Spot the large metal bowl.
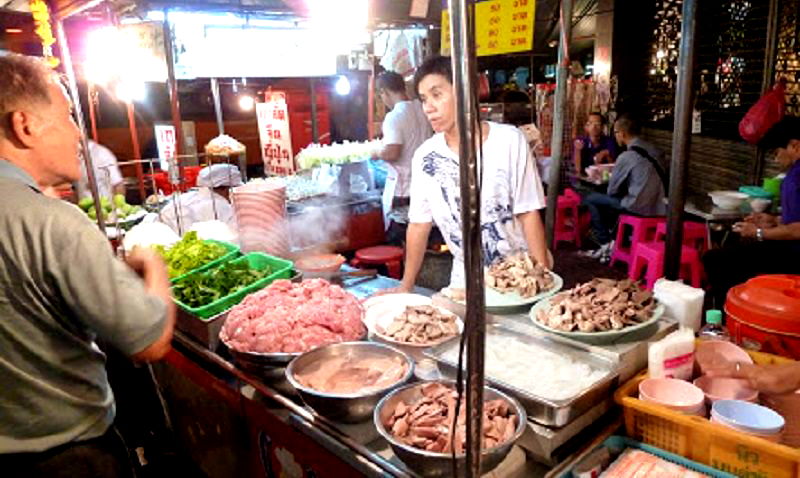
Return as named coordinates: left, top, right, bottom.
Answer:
left=285, top=342, right=414, bottom=423
left=374, top=380, right=527, bottom=477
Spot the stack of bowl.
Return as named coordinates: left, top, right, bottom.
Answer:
left=638, top=378, right=706, bottom=416
left=761, top=391, right=800, bottom=446
left=711, top=400, right=785, bottom=443
left=695, top=340, right=753, bottom=375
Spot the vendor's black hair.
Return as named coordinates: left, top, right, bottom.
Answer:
left=760, top=116, right=800, bottom=150
left=413, top=56, right=453, bottom=96
left=587, top=111, right=606, bottom=124
left=615, top=114, right=642, bottom=136
left=376, top=71, right=406, bottom=94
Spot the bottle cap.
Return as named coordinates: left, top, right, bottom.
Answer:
left=706, top=309, right=723, bottom=325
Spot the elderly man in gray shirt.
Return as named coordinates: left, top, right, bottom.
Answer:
left=582, top=115, right=667, bottom=260
left=0, top=55, right=175, bottom=477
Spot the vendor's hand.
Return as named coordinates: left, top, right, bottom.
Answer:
left=594, top=150, right=611, bottom=164
left=707, top=362, right=800, bottom=395
left=744, top=213, right=778, bottom=228
left=573, top=139, right=584, bottom=151
left=732, top=222, right=757, bottom=238
left=371, top=283, right=413, bottom=297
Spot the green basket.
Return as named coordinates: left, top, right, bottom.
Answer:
left=169, top=240, right=240, bottom=284
left=172, top=252, right=293, bottom=319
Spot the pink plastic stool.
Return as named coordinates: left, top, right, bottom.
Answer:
left=609, top=215, right=664, bottom=270
left=351, top=245, right=404, bottom=279
left=554, top=189, right=582, bottom=249
left=629, top=242, right=704, bottom=290
left=654, top=221, right=709, bottom=254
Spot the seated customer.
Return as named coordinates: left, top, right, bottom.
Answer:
left=573, top=112, right=618, bottom=176
left=582, top=115, right=667, bottom=260
left=703, top=117, right=800, bottom=307
left=159, top=164, right=242, bottom=235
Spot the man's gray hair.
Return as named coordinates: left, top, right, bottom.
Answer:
left=0, top=54, right=54, bottom=136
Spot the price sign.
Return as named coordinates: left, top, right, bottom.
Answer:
left=257, top=92, right=295, bottom=176
left=154, top=124, right=176, bottom=171
left=441, top=0, right=535, bottom=57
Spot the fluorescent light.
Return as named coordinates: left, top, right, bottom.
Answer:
left=5, top=28, right=23, bottom=34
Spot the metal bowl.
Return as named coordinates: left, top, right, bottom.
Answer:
left=286, top=342, right=414, bottom=423
left=374, top=380, right=527, bottom=477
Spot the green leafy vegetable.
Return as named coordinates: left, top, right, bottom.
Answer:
left=173, top=260, right=271, bottom=308
left=156, top=231, right=228, bottom=278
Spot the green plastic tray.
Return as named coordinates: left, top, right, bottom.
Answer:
left=169, top=240, right=240, bottom=284
left=172, top=252, right=293, bottom=319
left=739, top=186, right=774, bottom=199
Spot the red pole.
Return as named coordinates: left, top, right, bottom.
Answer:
left=126, top=101, right=146, bottom=200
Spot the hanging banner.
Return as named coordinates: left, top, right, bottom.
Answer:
left=441, top=0, right=535, bottom=57
left=154, top=124, right=177, bottom=171
left=257, top=92, right=295, bottom=176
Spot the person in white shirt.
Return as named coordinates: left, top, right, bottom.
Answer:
left=386, top=56, right=550, bottom=292
left=377, top=71, right=434, bottom=244
left=76, top=140, right=124, bottom=199
left=159, top=164, right=241, bottom=236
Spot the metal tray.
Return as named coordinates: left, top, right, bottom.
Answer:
left=425, top=323, right=619, bottom=427
left=175, top=306, right=229, bottom=351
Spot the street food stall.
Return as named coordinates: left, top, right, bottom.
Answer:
left=6, top=0, right=800, bottom=477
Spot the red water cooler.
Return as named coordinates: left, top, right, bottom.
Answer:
left=725, top=274, right=800, bottom=359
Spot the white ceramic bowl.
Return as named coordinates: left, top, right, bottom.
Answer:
left=709, top=191, right=749, bottom=210
left=750, top=198, right=772, bottom=213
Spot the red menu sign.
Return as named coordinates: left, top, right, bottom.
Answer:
left=257, top=92, right=295, bottom=175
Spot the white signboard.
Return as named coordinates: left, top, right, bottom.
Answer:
left=154, top=124, right=176, bottom=170
left=256, top=93, right=294, bottom=176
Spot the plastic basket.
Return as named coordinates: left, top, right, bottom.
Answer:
left=172, top=252, right=293, bottom=319
left=615, top=350, right=800, bottom=478
left=560, top=435, right=735, bottom=477
left=169, top=240, right=240, bottom=284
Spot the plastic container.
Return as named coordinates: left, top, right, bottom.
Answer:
left=638, top=378, right=706, bottom=415
left=699, top=310, right=731, bottom=342
left=653, top=279, right=705, bottom=332
left=695, top=340, right=753, bottom=375
left=172, top=252, right=293, bottom=319
left=560, top=436, right=735, bottom=478
left=711, top=400, right=785, bottom=442
left=616, top=349, right=800, bottom=478
left=693, top=376, right=758, bottom=404
left=725, top=275, right=800, bottom=360
left=763, top=177, right=783, bottom=200
left=739, top=185, right=775, bottom=199
left=169, top=240, right=241, bottom=284
left=648, top=327, right=695, bottom=380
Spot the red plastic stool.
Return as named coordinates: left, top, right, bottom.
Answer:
left=554, top=189, right=582, bottom=249
left=629, top=241, right=704, bottom=290
left=654, top=221, right=709, bottom=254
left=351, top=246, right=404, bottom=279
left=609, top=215, right=664, bottom=271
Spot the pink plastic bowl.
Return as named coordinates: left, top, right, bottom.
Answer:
left=693, top=375, right=758, bottom=404
left=639, top=378, right=706, bottom=414
left=695, top=340, right=753, bottom=375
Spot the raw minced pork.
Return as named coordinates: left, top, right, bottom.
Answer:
left=220, top=279, right=365, bottom=353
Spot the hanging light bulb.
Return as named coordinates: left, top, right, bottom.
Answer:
left=238, top=94, right=255, bottom=111
left=335, top=75, right=351, bottom=96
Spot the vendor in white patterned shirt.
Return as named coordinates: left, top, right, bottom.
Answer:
left=384, top=56, right=550, bottom=293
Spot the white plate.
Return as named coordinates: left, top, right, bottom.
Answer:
left=362, top=294, right=463, bottom=348
left=441, top=272, right=564, bottom=310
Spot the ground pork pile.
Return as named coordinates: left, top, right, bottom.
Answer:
left=220, top=279, right=365, bottom=354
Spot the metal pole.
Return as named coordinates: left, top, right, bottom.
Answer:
left=163, top=10, right=184, bottom=157
left=448, top=0, right=485, bottom=476
left=126, top=101, right=146, bottom=200
left=55, top=19, right=105, bottom=233
left=87, top=82, right=99, bottom=142
left=211, top=77, right=225, bottom=135
left=309, top=78, right=319, bottom=142
left=664, top=0, right=698, bottom=280
left=545, top=0, right=574, bottom=247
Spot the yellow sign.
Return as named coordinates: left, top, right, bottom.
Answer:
left=441, top=0, right=535, bottom=57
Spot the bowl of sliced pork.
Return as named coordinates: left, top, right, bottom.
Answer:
left=374, top=381, right=526, bottom=477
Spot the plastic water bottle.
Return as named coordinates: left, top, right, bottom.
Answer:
left=698, top=309, right=731, bottom=341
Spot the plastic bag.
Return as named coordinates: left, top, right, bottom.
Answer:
left=739, top=80, right=786, bottom=144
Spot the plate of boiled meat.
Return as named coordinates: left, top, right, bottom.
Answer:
left=441, top=253, right=563, bottom=311
left=528, top=278, right=664, bottom=345
left=362, top=294, right=464, bottom=350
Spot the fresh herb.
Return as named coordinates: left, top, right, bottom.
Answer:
left=156, top=231, right=228, bottom=278
left=173, top=260, right=271, bottom=308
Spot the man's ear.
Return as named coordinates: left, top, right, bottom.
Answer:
left=8, top=110, right=40, bottom=149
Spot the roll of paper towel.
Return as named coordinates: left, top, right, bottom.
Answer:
left=653, top=279, right=705, bottom=332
